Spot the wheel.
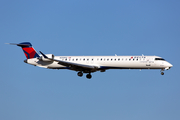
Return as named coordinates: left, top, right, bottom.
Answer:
left=77, top=72, right=83, bottom=77
left=161, top=72, right=164, bottom=75
left=86, top=74, right=92, bottom=79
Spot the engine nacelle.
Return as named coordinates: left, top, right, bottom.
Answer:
left=39, top=54, right=54, bottom=62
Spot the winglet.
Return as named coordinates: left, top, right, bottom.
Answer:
left=39, top=51, right=48, bottom=58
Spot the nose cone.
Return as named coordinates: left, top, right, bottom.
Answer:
left=167, top=62, right=173, bottom=68
left=169, top=63, right=173, bottom=67
left=164, top=62, right=173, bottom=70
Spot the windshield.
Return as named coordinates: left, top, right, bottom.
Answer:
left=155, top=58, right=165, bottom=61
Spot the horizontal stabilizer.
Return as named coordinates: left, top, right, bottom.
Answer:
left=6, top=43, right=32, bottom=47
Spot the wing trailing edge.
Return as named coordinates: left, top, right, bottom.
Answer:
left=39, top=51, right=99, bottom=70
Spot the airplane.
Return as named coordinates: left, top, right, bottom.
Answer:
left=7, top=42, right=173, bottom=79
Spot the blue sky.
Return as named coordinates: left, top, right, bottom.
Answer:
left=1, top=0, right=180, bottom=120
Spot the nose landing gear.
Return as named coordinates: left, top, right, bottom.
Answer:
left=161, top=69, right=164, bottom=75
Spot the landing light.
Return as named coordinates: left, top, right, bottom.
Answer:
left=165, top=67, right=171, bottom=70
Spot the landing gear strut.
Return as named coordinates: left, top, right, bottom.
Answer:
left=161, top=69, right=164, bottom=75
left=86, top=73, right=92, bottom=79
left=77, top=72, right=83, bottom=77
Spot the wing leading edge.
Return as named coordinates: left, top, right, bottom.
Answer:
left=39, top=51, right=99, bottom=72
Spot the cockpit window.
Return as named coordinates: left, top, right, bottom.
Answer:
left=155, top=58, right=165, bottom=61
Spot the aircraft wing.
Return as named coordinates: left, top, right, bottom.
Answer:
left=57, top=60, right=98, bottom=69
left=39, top=51, right=99, bottom=70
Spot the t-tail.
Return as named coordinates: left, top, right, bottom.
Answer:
left=7, top=42, right=40, bottom=59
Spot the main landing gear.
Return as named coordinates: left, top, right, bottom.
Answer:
left=86, top=73, right=92, bottom=79
left=77, top=72, right=92, bottom=79
left=77, top=71, right=83, bottom=77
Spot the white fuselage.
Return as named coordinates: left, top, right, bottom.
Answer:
left=25, top=55, right=173, bottom=72
left=8, top=42, right=173, bottom=78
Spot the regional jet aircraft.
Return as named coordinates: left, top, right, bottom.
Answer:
left=7, top=42, right=173, bottom=79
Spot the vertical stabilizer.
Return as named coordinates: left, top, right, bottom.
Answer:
left=7, top=42, right=40, bottom=59
left=19, top=42, right=39, bottom=59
